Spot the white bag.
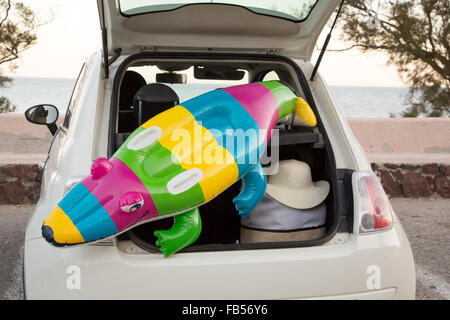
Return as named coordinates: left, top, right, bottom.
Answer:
left=240, top=194, right=326, bottom=243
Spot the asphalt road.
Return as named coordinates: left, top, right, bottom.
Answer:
left=0, top=198, right=448, bottom=300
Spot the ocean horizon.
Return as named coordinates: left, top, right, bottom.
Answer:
left=0, top=76, right=411, bottom=118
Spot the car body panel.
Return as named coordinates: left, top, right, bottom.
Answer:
left=24, top=220, right=414, bottom=299
left=25, top=52, right=103, bottom=242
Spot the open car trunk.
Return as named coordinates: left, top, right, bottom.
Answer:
left=97, top=1, right=340, bottom=76
left=109, top=53, right=352, bottom=254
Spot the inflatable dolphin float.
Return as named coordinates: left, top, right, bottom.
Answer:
left=42, top=81, right=317, bottom=257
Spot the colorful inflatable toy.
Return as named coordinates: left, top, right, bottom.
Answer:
left=42, top=81, right=317, bottom=257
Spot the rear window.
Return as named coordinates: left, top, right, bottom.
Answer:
left=128, top=65, right=249, bottom=101
left=118, top=0, right=319, bottom=22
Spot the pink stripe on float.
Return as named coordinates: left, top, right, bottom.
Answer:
left=221, top=83, right=279, bottom=144
left=82, top=157, right=158, bottom=232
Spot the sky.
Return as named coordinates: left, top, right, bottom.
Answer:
left=3, top=0, right=405, bottom=87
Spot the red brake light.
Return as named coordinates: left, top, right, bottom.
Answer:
left=357, top=174, right=393, bottom=233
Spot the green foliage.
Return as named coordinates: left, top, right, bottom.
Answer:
left=0, top=96, right=16, bottom=113
left=338, top=0, right=449, bottom=117
left=0, top=0, right=37, bottom=113
left=0, top=74, right=11, bottom=87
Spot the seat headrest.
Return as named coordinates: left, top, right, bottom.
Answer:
left=133, top=83, right=180, bottom=125
left=134, top=83, right=179, bottom=105
left=119, top=71, right=146, bottom=110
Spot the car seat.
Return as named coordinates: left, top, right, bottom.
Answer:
left=132, top=83, right=180, bottom=126
left=118, top=71, right=147, bottom=132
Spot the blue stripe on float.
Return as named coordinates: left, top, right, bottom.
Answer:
left=58, top=183, right=118, bottom=242
left=181, top=90, right=265, bottom=178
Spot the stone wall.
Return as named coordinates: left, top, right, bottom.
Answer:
left=372, top=163, right=450, bottom=198
left=0, top=164, right=41, bottom=205
left=1, top=162, right=449, bottom=205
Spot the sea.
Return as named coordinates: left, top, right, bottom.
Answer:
left=0, top=77, right=410, bottom=118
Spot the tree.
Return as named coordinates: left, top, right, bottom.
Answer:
left=0, top=0, right=38, bottom=113
left=337, top=0, right=449, bottom=117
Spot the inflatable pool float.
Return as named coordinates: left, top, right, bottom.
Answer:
left=42, top=80, right=317, bottom=257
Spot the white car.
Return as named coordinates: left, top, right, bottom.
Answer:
left=23, top=0, right=415, bottom=299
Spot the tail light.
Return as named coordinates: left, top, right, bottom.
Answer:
left=353, top=172, right=393, bottom=234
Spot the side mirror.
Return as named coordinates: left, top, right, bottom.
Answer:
left=25, top=104, right=59, bottom=136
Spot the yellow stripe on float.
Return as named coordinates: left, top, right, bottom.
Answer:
left=43, top=206, right=85, bottom=244
left=295, top=97, right=317, bottom=127
left=141, top=106, right=238, bottom=201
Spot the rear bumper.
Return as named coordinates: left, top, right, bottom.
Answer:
left=24, top=221, right=415, bottom=300
left=303, top=288, right=397, bottom=300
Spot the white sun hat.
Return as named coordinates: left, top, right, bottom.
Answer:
left=265, top=160, right=330, bottom=209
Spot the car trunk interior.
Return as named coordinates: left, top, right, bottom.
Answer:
left=110, top=53, right=345, bottom=254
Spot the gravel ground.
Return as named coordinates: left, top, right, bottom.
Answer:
left=390, top=198, right=450, bottom=300
left=0, top=205, right=30, bottom=300
left=0, top=199, right=448, bottom=300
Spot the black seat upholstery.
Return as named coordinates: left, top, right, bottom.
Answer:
left=118, top=71, right=146, bottom=133
left=133, top=83, right=180, bottom=126
left=119, top=71, right=146, bottom=110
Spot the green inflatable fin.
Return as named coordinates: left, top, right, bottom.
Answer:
left=154, top=207, right=202, bottom=257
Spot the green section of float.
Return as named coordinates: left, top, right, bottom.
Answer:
left=258, top=81, right=297, bottom=120
left=154, top=207, right=202, bottom=257
left=113, top=127, right=205, bottom=215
